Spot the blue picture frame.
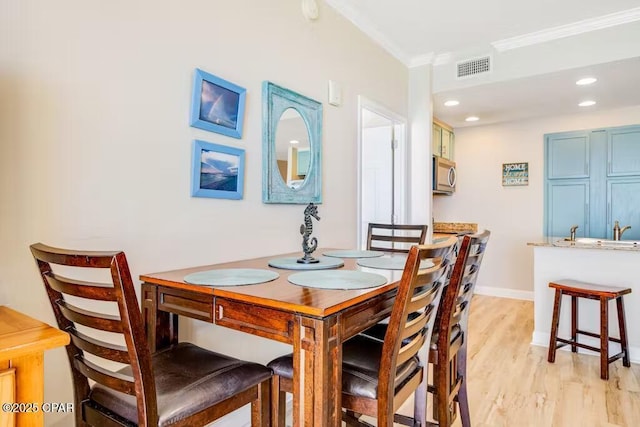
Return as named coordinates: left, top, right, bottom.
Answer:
left=191, top=140, right=245, bottom=200
left=190, top=68, right=246, bottom=139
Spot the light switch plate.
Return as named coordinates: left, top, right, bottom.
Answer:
left=328, top=80, right=342, bottom=106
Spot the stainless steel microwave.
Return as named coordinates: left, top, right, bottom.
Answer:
left=433, top=156, right=457, bottom=193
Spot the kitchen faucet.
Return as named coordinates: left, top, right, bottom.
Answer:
left=613, top=220, right=631, bottom=241
left=569, top=225, right=578, bottom=241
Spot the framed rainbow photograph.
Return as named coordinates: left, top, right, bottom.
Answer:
left=190, top=68, right=246, bottom=139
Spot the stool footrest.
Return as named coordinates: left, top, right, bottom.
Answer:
left=555, top=337, right=625, bottom=359
left=575, top=329, right=622, bottom=344
left=608, top=351, right=626, bottom=364
left=555, top=338, right=600, bottom=353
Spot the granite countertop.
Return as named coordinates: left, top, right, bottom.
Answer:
left=433, top=222, right=478, bottom=235
left=528, top=236, right=640, bottom=252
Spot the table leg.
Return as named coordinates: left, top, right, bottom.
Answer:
left=141, top=283, right=178, bottom=352
left=292, top=315, right=341, bottom=427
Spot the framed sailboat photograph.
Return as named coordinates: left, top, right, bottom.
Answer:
left=190, top=68, right=246, bottom=139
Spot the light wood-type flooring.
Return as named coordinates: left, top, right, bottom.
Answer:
left=391, top=295, right=640, bottom=427
left=284, top=295, right=640, bottom=427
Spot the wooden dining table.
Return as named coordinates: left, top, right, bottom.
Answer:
left=140, top=249, right=407, bottom=427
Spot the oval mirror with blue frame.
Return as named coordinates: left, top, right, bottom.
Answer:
left=262, top=81, right=322, bottom=204
left=275, top=108, right=309, bottom=190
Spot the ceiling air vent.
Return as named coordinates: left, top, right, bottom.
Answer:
left=456, top=55, right=491, bottom=78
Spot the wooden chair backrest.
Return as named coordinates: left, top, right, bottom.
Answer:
left=378, top=236, right=458, bottom=417
left=366, top=223, right=428, bottom=254
left=435, top=230, right=491, bottom=354
left=30, top=243, right=158, bottom=425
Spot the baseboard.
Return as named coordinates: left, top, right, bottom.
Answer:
left=474, top=285, right=534, bottom=301
left=531, top=331, right=640, bottom=364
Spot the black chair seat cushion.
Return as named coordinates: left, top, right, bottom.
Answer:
left=360, top=311, right=421, bottom=344
left=268, top=335, right=419, bottom=399
left=362, top=322, right=462, bottom=351
left=90, top=342, right=272, bottom=426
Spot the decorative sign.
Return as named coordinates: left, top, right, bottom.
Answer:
left=502, top=162, right=529, bottom=186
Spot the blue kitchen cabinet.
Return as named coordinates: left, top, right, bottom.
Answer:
left=608, top=125, right=640, bottom=176
left=546, top=180, right=589, bottom=237
left=607, top=178, right=640, bottom=240
left=545, top=124, right=640, bottom=238
left=297, top=148, right=310, bottom=176
left=546, top=131, right=589, bottom=179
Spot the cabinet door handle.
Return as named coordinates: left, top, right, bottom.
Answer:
left=585, top=202, right=589, bottom=230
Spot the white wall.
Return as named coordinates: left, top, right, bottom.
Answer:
left=433, top=105, right=640, bottom=299
left=408, top=64, right=434, bottom=227
left=0, top=1, right=408, bottom=425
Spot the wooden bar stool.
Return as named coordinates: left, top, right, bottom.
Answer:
left=547, top=279, right=631, bottom=380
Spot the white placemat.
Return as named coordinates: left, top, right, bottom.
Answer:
left=183, top=268, right=279, bottom=286
left=323, top=250, right=384, bottom=259
left=288, top=270, right=387, bottom=290
left=268, top=256, right=344, bottom=270
left=357, top=256, right=434, bottom=270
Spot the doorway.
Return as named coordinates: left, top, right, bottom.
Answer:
left=357, top=97, right=408, bottom=249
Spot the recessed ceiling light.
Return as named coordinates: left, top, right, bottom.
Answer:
left=578, top=100, right=596, bottom=107
left=444, top=100, right=459, bottom=107
left=290, top=140, right=299, bottom=144
left=465, top=116, right=479, bottom=122
left=576, top=77, right=597, bottom=86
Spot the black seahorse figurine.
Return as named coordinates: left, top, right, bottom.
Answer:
left=297, top=203, right=320, bottom=264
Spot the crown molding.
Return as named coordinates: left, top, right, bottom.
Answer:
left=433, top=52, right=453, bottom=66
left=324, top=0, right=412, bottom=66
left=492, top=7, right=640, bottom=52
left=410, top=52, right=452, bottom=67
left=408, top=53, right=435, bottom=68
left=326, top=2, right=640, bottom=68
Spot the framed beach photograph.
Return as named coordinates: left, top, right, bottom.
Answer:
left=191, top=140, right=245, bottom=199
left=190, top=68, right=246, bottom=139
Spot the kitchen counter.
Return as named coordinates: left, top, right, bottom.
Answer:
left=433, top=222, right=477, bottom=235
left=529, top=239, right=640, bottom=364
left=528, top=237, right=640, bottom=251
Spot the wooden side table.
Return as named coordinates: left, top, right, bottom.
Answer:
left=0, top=306, right=69, bottom=426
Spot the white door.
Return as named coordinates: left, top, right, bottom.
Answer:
left=357, top=97, right=407, bottom=249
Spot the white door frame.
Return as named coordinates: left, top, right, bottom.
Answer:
left=357, top=96, right=408, bottom=249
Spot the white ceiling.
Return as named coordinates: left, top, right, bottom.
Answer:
left=324, top=1, right=640, bottom=128
left=434, top=57, right=640, bottom=128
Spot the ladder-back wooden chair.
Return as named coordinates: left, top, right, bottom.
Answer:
left=267, top=237, right=458, bottom=427
left=366, top=223, right=429, bottom=253
left=429, top=230, right=491, bottom=427
left=30, top=243, right=272, bottom=427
